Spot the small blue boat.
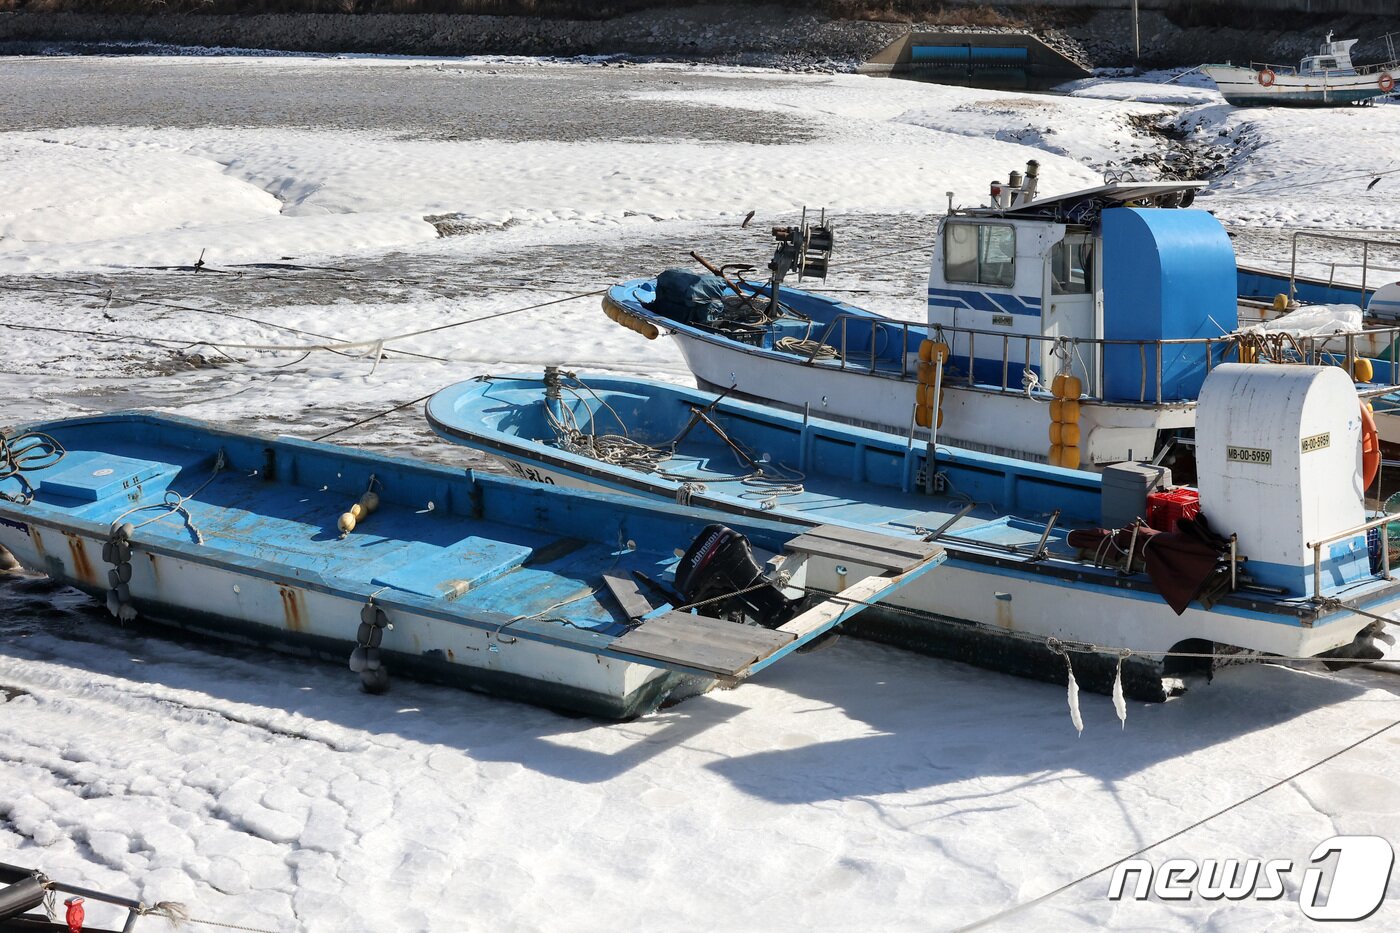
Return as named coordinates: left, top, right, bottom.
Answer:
left=0, top=413, right=941, bottom=719
left=427, top=367, right=1400, bottom=700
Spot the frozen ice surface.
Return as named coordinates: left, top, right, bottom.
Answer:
left=1, top=57, right=1399, bottom=931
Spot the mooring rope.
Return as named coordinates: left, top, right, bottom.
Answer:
left=952, top=715, right=1400, bottom=932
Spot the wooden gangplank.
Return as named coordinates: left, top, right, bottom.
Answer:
left=608, top=526, right=945, bottom=681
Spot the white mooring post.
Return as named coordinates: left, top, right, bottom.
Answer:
left=1133, top=0, right=1140, bottom=62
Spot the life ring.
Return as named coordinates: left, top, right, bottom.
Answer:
left=1361, top=401, right=1380, bottom=489
left=1258, top=69, right=1276, bottom=88
left=1380, top=73, right=1396, bottom=93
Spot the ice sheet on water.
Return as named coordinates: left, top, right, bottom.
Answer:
left=2, top=58, right=1400, bottom=932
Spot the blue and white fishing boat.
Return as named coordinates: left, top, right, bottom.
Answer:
left=1202, top=32, right=1400, bottom=108
left=428, top=365, right=1400, bottom=701
left=0, top=413, right=941, bottom=719
left=600, top=169, right=1400, bottom=472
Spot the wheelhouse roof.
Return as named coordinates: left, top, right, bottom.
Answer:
left=961, top=181, right=1207, bottom=221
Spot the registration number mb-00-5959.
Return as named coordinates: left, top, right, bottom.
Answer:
left=1227, top=445, right=1272, bottom=465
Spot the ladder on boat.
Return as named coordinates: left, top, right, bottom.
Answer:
left=607, top=526, right=944, bottom=682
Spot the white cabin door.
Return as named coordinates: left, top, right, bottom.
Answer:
left=1040, top=233, right=1096, bottom=393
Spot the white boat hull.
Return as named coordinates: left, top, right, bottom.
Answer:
left=1202, top=64, right=1394, bottom=107
left=0, top=518, right=688, bottom=719
left=480, top=451, right=1385, bottom=698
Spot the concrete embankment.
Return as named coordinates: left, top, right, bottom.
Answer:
left=0, top=4, right=1397, bottom=71
left=0, top=6, right=904, bottom=68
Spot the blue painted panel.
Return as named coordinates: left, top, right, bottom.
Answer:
left=927, top=286, right=1041, bottom=317
left=1101, top=208, right=1237, bottom=402
left=911, top=46, right=1027, bottom=64
left=1236, top=267, right=1371, bottom=306
left=1248, top=535, right=1371, bottom=596
left=911, top=46, right=969, bottom=63
left=968, top=47, right=1029, bottom=63
left=36, top=450, right=177, bottom=503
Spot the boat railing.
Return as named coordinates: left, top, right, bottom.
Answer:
left=804, top=313, right=1400, bottom=405
left=1289, top=230, right=1400, bottom=301
left=0, top=861, right=153, bottom=930
left=1306, top=512, right=1399, bottom=599
left=1353, top=60, right=1400, bottom=76
left=1249, top=61, right=1298, bottom=75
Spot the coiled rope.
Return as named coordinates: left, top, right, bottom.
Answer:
left=540, top=373, right=806, bottom=499
left=0, top=431, right=65, bottom=504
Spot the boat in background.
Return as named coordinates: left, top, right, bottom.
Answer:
left=0, top=413, right=940, bottom=719
left=601, top=168, right=1400, bottom=474
left=1202, top=32, right=1400, bottom=107
left=427, top=365, right=1399, bottom=701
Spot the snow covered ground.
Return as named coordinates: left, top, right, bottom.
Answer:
left=2, top=55, right=1399, bottom=931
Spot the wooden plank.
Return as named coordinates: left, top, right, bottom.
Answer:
left=609, top=612, right=794, bottom=677
left=794, top=524, right=942, bottom=561
left=602, top=573, right=654, bottom=620
left=640, top=611, right=795, bottom=652
left=610, top=629, right=765, bottom=677
left=777, top=573, right=900, bottom=640
left=784, top=533, right=938, bottom=574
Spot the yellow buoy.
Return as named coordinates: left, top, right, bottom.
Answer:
left=937, top=408, right=944, bottom=429
left=1059, top=445, right=1082, bottom=470
left=350, top=503, right=364, bottom=520
left=1048, top=444, right=1063, bottom=467
left=1050, top=399, right=1080, bottom=423
left=338, top=512, right=357, bottom=535
left=1049, top=422, right=1062, bottom=446
left=1272, top=293, right=1290, bottom=312
left=915, top=404, right=932, bottom=428
left=917, top=383, right=936, bottom=408
left=1060, top=423, right=1081, bottom=447
left=1052, top=373, right=1082, bottom=399
left=918, top=340, right=951, bottom=363
left=359, top=491, right=380, bottom=513
left=1354, top=357, right=1375, bottom=383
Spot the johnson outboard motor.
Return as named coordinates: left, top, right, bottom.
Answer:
left=676, top=524, right=797, bottom=629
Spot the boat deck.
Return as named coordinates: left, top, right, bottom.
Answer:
left=648, top=440, right=1074, bottom=559
left=8, top=436, right=667, bottom=636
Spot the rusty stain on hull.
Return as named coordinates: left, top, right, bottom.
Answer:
left=30, top=526, right=45, bottom=559
left=64, top=532, right=95, bottom=585
left=146, top=551, right=160, bottom=582
left=993, top=592, right=1015, bottom=630
left=279, top=586, right=305, bottom=632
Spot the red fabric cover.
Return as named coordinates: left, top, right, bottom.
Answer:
left=1067, top=515, right=1229, bottom=615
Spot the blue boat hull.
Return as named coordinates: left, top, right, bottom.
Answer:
left=0, top=412, right=883, bottom=719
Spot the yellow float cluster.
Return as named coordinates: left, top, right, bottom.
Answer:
left=602, top=295, right=659, bottom=340
left=338, top=491, right=381, bottom=537
left=915, top=339, right=949, bottom=429
left=1048, top=372, right=1082, bottom=470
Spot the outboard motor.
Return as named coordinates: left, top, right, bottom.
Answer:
left=676, top=524, right=797, bottom=629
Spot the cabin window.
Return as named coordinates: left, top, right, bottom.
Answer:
left=1318, top=57, right=1337, bottom=69
left=944, top=223, right=1016, bottom=288
left=1051, top=236, right=1094, bottom=295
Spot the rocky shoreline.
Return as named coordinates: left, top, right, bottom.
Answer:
left=0, top=5, right=1397, bottom=71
